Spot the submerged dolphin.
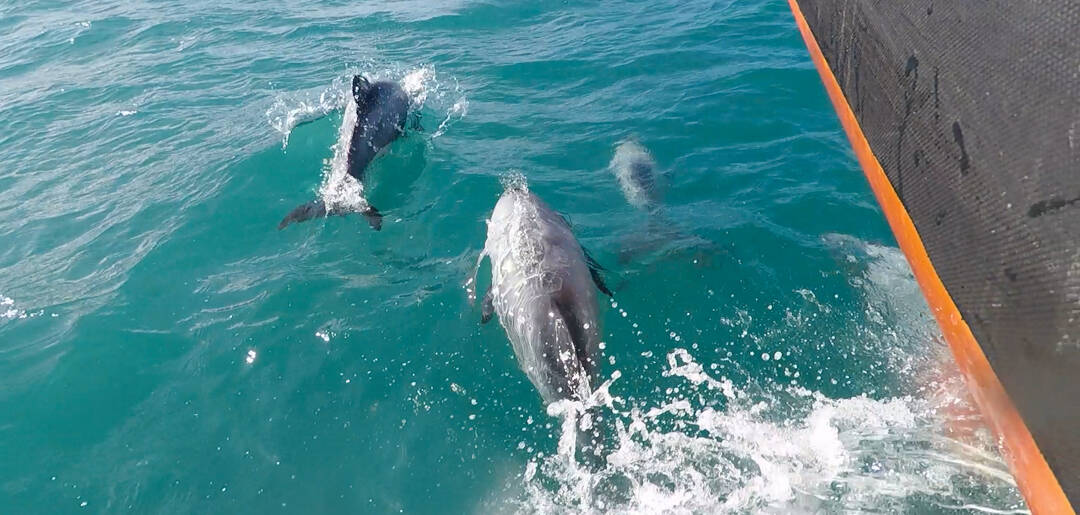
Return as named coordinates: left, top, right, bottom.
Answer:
left=609, top=139, right=677, bottom=263
left=473, top=184, right=612, bottom=406
left=278, top=75, right=411, bottom=231
left=610, top=139, right=662, bottom=212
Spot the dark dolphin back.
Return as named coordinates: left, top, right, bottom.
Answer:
left=276, top=77, right=404, bottom=232
left=347, top=79, right=410, bottom=182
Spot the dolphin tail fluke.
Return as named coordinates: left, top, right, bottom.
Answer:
left=361, top=205, right=383, bottom=231
left=278, top=200, right=329, bottom=230
left=277, top=200, right=382, bottom=231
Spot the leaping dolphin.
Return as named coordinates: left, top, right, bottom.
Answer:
left=473, top=183, right=612, bottom=405
left=279, top=75, right=411, bottom=231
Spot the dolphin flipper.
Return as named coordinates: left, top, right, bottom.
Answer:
left=589, top=267, right=612, bottom=297
left=481, top=288, right=494, bottom=324
left=470, top=251, right=492, bottom=323
left=583, top=249, right=613, bottom=297
left=278, top=200, right=329, bottom=230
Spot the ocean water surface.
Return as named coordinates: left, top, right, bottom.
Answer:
left=0, top=0, right=1028, bottom=513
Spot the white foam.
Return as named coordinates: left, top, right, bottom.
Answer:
left=1, top=294, right=40, bottom=320
left=507, top=351, right=1020, bottom=513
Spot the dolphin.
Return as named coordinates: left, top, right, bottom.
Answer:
left=610, top=139, right=663, bottom=213
left=609, top=139, right=676, bottom=263
left=278, top=75, right=411, bottom=231
left=609, top=140, right=720, bottom=268
left=472, top=184, right=612, bottom=408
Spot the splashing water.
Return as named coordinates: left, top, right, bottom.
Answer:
left=265, top=78, right=347, bottom=149
left=435, top=98, right=469, bottom=138
left=499, top=172, right=530, bottom=193
left=1, top=2, right=1029, bottom=512
left=316, top=91, right=369, bottom=214
left=501, top=350, right=1022, bottom=514
left=402, top=66, right=435, bottom=106
left=400, top=64, right=469, bottom=138
left=264, top=65, right=468, bottom=212
left=265, top=64, right=467, bottom=146
left=489, top=242, right=1025, bottom=515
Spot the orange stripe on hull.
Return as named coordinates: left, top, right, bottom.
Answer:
left=786, top=1, right=1074, bottom=513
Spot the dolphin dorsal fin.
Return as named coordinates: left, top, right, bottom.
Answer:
left=351, top=75, right=371, bottom=108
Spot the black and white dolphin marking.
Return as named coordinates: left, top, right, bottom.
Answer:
left=279, top=75, right=411, bottom=231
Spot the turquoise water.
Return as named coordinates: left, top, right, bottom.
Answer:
left=0, top=1, right=1028, bottom=513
